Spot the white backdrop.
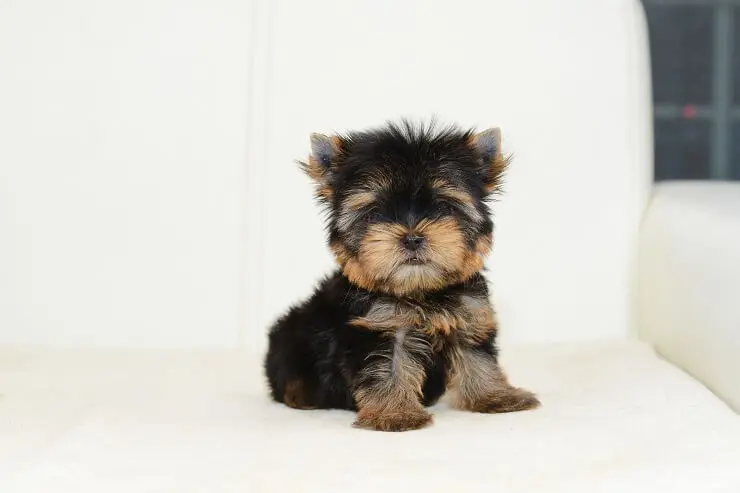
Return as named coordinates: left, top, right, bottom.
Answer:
left=0, top=0, right=652, bottom=348
left=0, top=0, right=252, bottom=346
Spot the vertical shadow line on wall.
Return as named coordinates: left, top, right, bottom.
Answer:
left=239, top=0, right=273, bottom=348
left=630, top=0, right=657, bottom=340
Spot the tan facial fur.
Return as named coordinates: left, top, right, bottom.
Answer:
left=455, top=233, right=492, bottom=284
left=332, top=217, right=490, bottom=296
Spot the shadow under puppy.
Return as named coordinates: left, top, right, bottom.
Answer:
left=264, top=120, right=540, bottom=431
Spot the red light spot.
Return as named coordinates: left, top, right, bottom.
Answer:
left=682, top=104, right=697, bottom=119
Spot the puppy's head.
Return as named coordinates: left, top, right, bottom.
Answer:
left=301, top=120, right=507, bottom=296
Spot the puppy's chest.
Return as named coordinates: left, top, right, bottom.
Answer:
left=350, top=292, right=496, bottom=345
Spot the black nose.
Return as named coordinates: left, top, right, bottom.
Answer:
left=401, top=234, right=425, bottom=251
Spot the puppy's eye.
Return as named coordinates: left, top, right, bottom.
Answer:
left=365, top=210, right=384, bottom=223
left=435, top=197, right=484, bottom=224
left=435, top=200, right=457, bottom=216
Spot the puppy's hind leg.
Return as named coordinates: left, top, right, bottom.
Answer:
left=281, top=379, right=317, bottom=410
left=264, top=320, right=319, bottom=410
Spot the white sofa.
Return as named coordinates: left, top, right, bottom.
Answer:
left=1, top=0, right=739, bottom=492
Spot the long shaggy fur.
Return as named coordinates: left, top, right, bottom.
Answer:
left=264, top=119, right=538, bottom=431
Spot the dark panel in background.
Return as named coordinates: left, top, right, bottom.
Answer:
left=655, top=120, right=712, bottom=180
left=643, top=0, right=739, bottom=181
left=733, top=6, right=740, bottom=105
left=732, top=122, right=740, bottom=179
left=646, top=4, right=713, bottom=105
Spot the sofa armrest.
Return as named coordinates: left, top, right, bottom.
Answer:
left=638, top=181, right=740, bottom=413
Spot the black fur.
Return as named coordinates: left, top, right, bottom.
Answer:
left=264, top=271, right=491, bottom=410
left=263, top=120, right=536, bottom=429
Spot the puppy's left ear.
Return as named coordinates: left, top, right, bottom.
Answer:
left=300, top=133, right=342, bottom=201
left=310, top=133, right=339, bottom=168
left=470, top=127, right=507, bottom=194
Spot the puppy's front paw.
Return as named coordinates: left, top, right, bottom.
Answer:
left=353, top=407, right=433, bottom=432
left=471, top=387, right=541, bottom=414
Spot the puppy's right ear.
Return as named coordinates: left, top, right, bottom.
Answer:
left=470, top=127, right=508, bottom=195
left=300, top=133, right=341, bottom=201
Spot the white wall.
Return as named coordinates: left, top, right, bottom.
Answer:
left=0, top=0, right=651, bottom=348
left=248, top=0, right=652, bottom=350
left=0, top=1, right=252, bottom=346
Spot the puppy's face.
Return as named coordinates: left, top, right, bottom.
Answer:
left=302, top=121, right=507, bottom=296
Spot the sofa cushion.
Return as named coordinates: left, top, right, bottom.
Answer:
left=2, top=342, right=739, bottom=492
left=640, top=181, right=740, bottom=413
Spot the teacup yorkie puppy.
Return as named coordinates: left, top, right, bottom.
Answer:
left=264, top=120, right=540, bottom=431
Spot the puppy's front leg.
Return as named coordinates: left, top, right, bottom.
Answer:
left=447, top=341, right=540, bottom=414
left=352, top=328, right=433, bottom=432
